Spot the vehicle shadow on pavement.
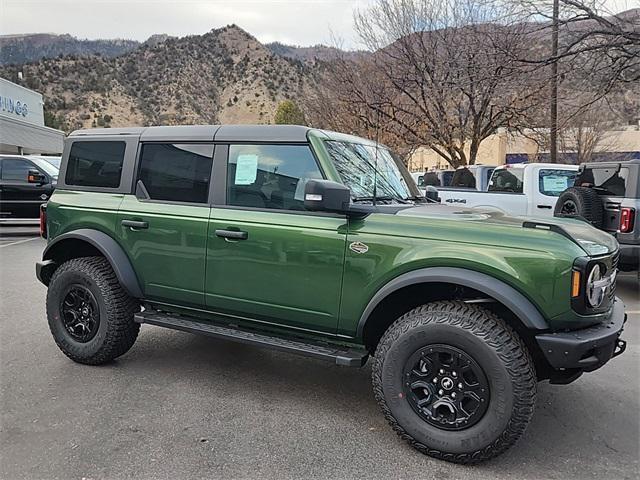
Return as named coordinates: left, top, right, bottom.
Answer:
left=107, top=327, right=638, bottom=478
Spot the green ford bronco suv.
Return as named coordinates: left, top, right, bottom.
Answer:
left=36, top=125, right=627, bottom=463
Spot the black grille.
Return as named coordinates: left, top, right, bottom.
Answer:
left=611, top=251, right=620, bottom=270
left=608, top=251, right=619, bottom=302
left=609, top=251, right=620, bottom=302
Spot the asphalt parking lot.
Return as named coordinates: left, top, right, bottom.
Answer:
left=1, top=236, right=638, bottom=480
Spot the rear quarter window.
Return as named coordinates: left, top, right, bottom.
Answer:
left=138, top=143, right=213, bottom=203
left=65, top=141, right=126, bottom=188
left=538, top=169, right=577, bottom=196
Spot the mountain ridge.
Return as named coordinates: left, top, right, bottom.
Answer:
left=0, top=25, right=316, bottom=131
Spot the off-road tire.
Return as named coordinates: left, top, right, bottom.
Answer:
left=46, top=256, right=140, bottom=365
left=554, top=186, right=604, bottom=228
left=372, top=301, right=536, bottom=464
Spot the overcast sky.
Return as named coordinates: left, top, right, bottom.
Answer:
left=0, top=0, right=635, bottom=48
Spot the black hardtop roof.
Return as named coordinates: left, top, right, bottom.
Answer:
left=69, top=124, right=315, bottom=142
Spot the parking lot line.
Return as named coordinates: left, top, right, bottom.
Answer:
left=0, top=237, right=39, bottom=248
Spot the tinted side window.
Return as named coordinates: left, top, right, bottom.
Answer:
left=66, top=141, right=125, bottom=188
left=423, top=172, right=440, bottom=186
left=488, top=168, right=524, bottom=193
left=138, top=143, right=213, bottom=203
left=451, top=167, right=476, bottom=188
left=440, top=171, right=454, bottom=186
left=1, top=159, right=33, bottom=182
left=227, top=144, right=323, bottom=210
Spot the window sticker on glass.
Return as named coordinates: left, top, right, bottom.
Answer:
left=234, top=154, right=258, bottom=185
left=542, top=175, right=568, bottom=192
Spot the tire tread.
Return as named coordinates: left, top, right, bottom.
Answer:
left=46, top=256, right=139, bottom=365
left=371, top=301, right=536, bottom=464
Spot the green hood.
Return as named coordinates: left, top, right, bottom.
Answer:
left=395, top=204, right=618, bottom=256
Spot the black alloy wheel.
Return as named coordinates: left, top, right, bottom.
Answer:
left=403, top=344, right=490, bottom=431
left=559, top=199, right=578, bottom=216
left=60, top=284, right=100, bottom=342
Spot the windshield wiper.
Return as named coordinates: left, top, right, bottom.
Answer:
left=589, top=185, right=619, bottom=195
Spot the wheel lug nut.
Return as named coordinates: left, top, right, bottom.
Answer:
left=452, top=372, right=457, bottom=377
left=439, top=369, right=444, bottom=374
left=451, top=392, right=456, bottom=398
left=458, top=383, right=463, bottom=389
left=438, top=389, right=444, bottom=395
left=433, top=378, right=438, bottom=383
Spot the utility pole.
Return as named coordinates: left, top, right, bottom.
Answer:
left=550, top=0, right=559, bottom=163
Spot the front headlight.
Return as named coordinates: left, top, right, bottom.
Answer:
left=571, top=253, right=618, bottom=315
left=586, top=264, right=605, bottom=308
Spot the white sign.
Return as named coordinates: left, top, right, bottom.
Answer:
left=0, top=78, right=45, bottom=127
left=234, top=154, right=258, bottom=185
left=542, top=175, right=569, bottom=192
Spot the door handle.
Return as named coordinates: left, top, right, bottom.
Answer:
left=121, top=219, right=149, bottom=230
left=537, top=205, right=552, bottom=209
left=215, top=229, right=248, bottom=240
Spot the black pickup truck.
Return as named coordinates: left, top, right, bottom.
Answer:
left=0, top=155, right=59, bottom=219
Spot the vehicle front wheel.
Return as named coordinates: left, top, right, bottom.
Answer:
left=46, top=256, right=140, bottom=365
left=372, top=301, right=536, bottom=464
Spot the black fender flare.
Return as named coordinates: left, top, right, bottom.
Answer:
left=42, top=229, right=143, bottom=298
left=357, top=267, right=549, bottom=338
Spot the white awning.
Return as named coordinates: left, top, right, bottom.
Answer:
left=0, top=115, right=64, bottom=154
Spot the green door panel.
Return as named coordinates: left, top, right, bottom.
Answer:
left=117, top=195, right=210, bottom=306
left=205, top=208, right=348, bottom=333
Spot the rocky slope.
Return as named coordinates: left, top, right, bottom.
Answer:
left=0, top=26, right=314, bottom=131
left=0, top=33, right=141, bottom=66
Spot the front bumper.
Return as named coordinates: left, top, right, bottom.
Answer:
left=536, top=298, right=627, bottom=373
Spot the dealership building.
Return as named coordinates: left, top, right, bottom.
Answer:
left=0, top=77, right=64, bottom=155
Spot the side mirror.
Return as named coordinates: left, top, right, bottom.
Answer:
left=304, top=179, right=351, bottom=214
left=425, top=185, right=440, bottom=203
left=27, top=169, right=46, bottom=184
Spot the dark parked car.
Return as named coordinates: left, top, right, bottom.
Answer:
left=0, top=155, right=59, bottom=219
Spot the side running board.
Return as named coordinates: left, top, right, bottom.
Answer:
left=135, top=310, right=368, bottom=367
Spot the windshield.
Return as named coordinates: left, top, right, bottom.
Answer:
left=41, top=157, right=61, bottom=169
left=324, top=140, right=416, bottom=201
left=29, top=157, right=59, bottom=177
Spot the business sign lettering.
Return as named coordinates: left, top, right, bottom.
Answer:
left=0, top=95, right=28, bottom=117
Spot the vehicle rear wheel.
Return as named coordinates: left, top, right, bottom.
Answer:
left=372, top=301, right=536, bottom=464
left=46, top=256, right=140, bottom=365
left=554, top=186, right=604, bottom=228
